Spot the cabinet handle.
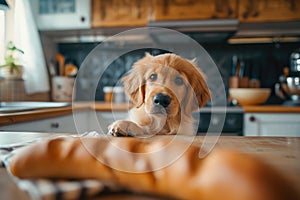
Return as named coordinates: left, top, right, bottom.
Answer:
left=51, top=122, right=59, bottom=128
left=249, top=116, right=256, bottom=122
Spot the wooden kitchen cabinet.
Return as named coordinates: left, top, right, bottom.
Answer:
left=153, top=0, right=237, bottom=21
left=244, top=113, right=300, bottom=137
left=92, top=0, right=152, bottom=27
left=238, top=0, right=300, bottom=22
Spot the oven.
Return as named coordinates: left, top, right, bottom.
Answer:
left=194, top=107, right=244, bottom=136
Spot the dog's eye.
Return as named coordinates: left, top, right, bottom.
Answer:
left=174, top=76, right=184, bottom=85
left=149, top=73, right=157, bottom=81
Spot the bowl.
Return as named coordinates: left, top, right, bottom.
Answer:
left=229, top=88, right=271, bottom=106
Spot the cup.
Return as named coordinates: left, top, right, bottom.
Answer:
left=51, top=76, right=74, bottom=102
left=103, top=86, right=113, bottom=103
left=112, top=86, right=125, bottom=103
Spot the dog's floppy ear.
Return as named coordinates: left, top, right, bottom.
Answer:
left=122, top=53, right=153, bottom=107
left=184, top=65, right=210, bottom=113
left=122, top=67, right=145, bottom=108
left=192, top=69, right=211, bottom=108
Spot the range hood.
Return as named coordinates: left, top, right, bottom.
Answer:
left=234, top=21, right=300, bottom=38
left=148, top=19, right=300, bottom=44
left=148, top=19, right=238, bottom=32
left=42, top=19, right=300, bottom=44
left=148, top=19, right=238, bottom=43
left=229, top=21, right=300, bottom=44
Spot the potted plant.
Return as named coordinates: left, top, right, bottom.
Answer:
left=0, top=41, right=24, bottom=79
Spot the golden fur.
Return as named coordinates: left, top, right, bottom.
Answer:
left=108, top=53, right=210, bottom=136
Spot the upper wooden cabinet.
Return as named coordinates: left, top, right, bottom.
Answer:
left=153, top=0, right=237, bottom=21
left=238, top=0, right=300, bottom=22
left=92, top=0, right=152, bottom=27
left=91, top=0, right=300, bottom=28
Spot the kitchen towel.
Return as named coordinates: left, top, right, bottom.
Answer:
left=13, top=0, right=50, bottom=94
left=0, top=132, right=125, bottom=200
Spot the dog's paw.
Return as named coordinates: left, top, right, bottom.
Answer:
left=107, top=120, right=144, bottom=137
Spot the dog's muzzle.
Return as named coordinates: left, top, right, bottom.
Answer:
left=153, top=93, right=171, bottom=108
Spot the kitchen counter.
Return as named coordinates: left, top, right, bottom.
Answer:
left=243, top=105, right=300, bottom=113
left=0, top=102, right=130, bottom=126
left=0, top=104, right=89, bottom=126
left=0, top=102, right=299, bottom=126
left=93, top=103, right=300, bottom=113
left=0, top=132, right=299, bottom=199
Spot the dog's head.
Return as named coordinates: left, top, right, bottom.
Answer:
left=122, top=53, right=210, bottom=116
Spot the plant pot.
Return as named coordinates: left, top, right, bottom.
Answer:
left=0, top=65, right=23, bottom=79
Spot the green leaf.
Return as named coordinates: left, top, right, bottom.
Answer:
left=6, top=41, right=24, bottom=54
left=0, top=64, right=9, bottom=68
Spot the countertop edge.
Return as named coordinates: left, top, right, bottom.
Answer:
left=243, top=105, right=300, bottom=113
left=1, top=103, right=300, bottom=126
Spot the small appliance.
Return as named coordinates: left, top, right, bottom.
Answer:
left=275, top=48, right=300, bottom=106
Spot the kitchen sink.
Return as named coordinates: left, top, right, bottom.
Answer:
left=0, top=102, right=71, bottom=113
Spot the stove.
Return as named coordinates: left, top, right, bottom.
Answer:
left=194, top=106, right=244, bottom=136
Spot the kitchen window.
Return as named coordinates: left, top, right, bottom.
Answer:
left=0, top=11, right=4, bottom=65
left=0, top=0, right=50, bottom=94
left=0, top=0, right=14, bottom=68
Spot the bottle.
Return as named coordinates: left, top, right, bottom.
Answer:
left=249, top=63, right=260, bottom=88
left=238, top=58, right=249, bottom=88
left=229, top=55, right=239, bottom=88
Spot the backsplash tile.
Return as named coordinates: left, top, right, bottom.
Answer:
left=57, top=39, right=300, bottom=104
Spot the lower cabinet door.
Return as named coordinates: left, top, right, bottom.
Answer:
left=244, top=113, right=300, bottom=137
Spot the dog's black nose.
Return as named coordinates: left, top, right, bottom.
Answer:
left=153, top=93, right=171, bottom=108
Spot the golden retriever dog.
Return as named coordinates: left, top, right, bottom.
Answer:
left=108, top=53, right=210, bottom=136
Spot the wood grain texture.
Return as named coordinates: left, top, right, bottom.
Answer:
left=153, top=0, right=237, bottom=21
left=0, top=106, right=89, bottom=126
left=195, top=136, right=300, bottom=191
left=243, top=105, right=300, bottom=113
left=92, top=0, right=152, bottom=27
left=91, top=0, right=300, bottom=26
left=238, top=0, right=300, bottom=22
